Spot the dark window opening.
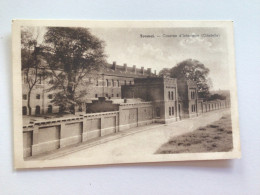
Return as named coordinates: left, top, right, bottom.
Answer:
left=156, top=107, right=160, bottom=117
left=169, top=107, right=171, bottom=116
left=22, top=106, right=27, bottom=115
left=35, top=106, right=40, bottom=115
left=36, top=94, right=40, bottom=99
left=23, top=94, right=27, bottom=100
left=117, top=94, right=119, bottom=97
left=172, top=106, right=174, bottom=115
left=168, top=91, right=171, bottom=100
left=95, top=94, right=98, bottom=98
left=48, top=94, right=53, bottom=99
left=47, top=105, right=52, bottom=114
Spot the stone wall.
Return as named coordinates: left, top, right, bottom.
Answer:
left=23, top=99, right=230, bottom=158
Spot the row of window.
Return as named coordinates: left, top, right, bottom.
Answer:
left=23, top=94, right=53, bottom=100
left=169, top=107, right=175, bottom=116
left=95, top=94, right=120, bottom=98
left=168, top=91, right=175, bottom=100
left=96, top=79, right=133, bottom=87
left=22, top=105, right=52, bottom=115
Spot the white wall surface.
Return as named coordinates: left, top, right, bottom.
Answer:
left=0, top=0, right=260, bottom=194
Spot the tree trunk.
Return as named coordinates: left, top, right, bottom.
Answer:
left=27, top=89, right=32, bottom=115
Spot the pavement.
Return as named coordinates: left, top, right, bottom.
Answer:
left=27, top=109, right=230, bottom=161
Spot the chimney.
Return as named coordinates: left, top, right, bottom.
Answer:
left=148, top=68, right=152, bottom=75
left=124, top=63, right=127, bottom=72
left=141, top=67, right=144, bottom=75
left=133, top=65, right=136, bottom=74
left=154, top=70, right=157, bottom=75
left=112, top=61, right=116, bottom=70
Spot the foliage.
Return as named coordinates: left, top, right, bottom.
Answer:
left=169, top=59, right=212, bottom=98
left=42, top=27, right=106, bottom=113
left=158, top=68, right=171, bottom=77
left=207, top=93, right=226, bottom=101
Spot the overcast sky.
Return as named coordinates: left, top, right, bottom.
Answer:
left=27, top=26, right=230, bottom=91
left=89, top=27, right=229, bottom=90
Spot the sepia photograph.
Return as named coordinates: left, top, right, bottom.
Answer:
left=12, top=20, right=241, bottom=169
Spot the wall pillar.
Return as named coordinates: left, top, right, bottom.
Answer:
left=59, top=123, right=65, bottom=148
left=82, top=118, right=87, bottom=141
left=31, top=125, right=39, bottom=155
left=100, top=116, right=105, bottom=136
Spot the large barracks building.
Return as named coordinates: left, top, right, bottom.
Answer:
left=22, top=62, right=230, bottom=157
left=22, top=61, right=230, bottom=123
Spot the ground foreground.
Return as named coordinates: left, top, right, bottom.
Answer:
left=156, top=114, right=233, bottom=154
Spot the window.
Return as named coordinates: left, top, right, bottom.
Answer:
left=22, top=106, right=27, bottom=115
left=117, top=94, right=119, bottom=97
left=171, top=91, right=174, bottom=100
left=47, top=105, right=52, bottom=114
left=172, top=106, right=174, bottom=115
left=156, top=107, right=160, bottom=117
left=169, top=107, right=171, bottom=116
left=35, top=105, right=40, bottom=115
left=112, top=79, right=114, bottom=87
left=48, top=94, right=53, bottom=99
left=191, top=91, right=196, bottom=99
left=117, top=80, right=120, bottom=87
left=168, top=91, right=171, bottom=100
left=106, top=79, right=109, bottom=87
left=23, top=94, right=27, bottom=100
left=95, top=94, right=98, bottom=98
left=38, top=75, right=42, bottom=84
left=125, top=80, right=127, bottom=85
left=36, top=94, right=40, bottom=99
left=130, top=81, right=132, bottom=85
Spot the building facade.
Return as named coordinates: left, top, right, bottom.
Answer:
left=22, top=62, right=156, bottom=116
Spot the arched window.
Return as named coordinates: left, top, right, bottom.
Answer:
left=35, top=105, right=40, bottom=115
left=22, top=106, right=27, bottom=115
left=47, top=105, right=52, bottom=114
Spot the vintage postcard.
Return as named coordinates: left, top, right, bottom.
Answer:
left=12, top=20, right=241, bottom=169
